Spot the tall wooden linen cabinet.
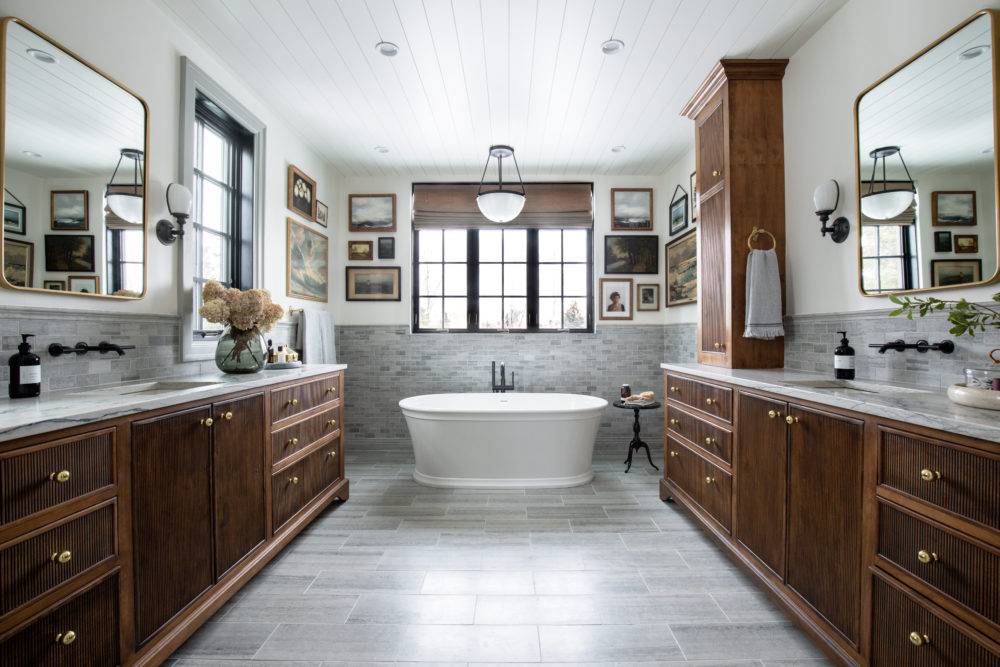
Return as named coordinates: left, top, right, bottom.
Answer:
left=681, top=59, right=787, bottom=369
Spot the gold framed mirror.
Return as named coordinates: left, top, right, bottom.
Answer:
left=0, top=17, right=148, bottom=299
left=854, top=9, right=999, bottom=296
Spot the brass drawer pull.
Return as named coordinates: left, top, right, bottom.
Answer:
left=287, top=437, right=299, bottom=447
left=49, top=470, right=71, bottom=483
left=704, top=436, right=716, bottom=445
left=326, top=387, right=336, bottom=394
left=669, top=450, right=677, bottom=458
left=908, top=631, right=930, bottom=647
left=55, top=630, right=76, bottom=645
left=712, top=169, right=721, bottom=177
left=704, top=476, right=715, bottom=484
left=705, top=398, right=715, bottom=406
left=768, top=410, right=780, bottom=419
left=222, top=411, right=233, bottom=421
left=919, top=468, right=941, bottom=482
left=669, top=385, right=679, bottom=393
left=713, top=342, right=724, bottom=350
left=289, top=476, right=300, bottom=485
left=328, top=450, right=337, bottom=459
left=328, top=419, right=337, bottom=427
left=287, top=398, right=299, bottom=407
left=669, top=418, right=679, bottom=426
left=50, top=550, right=72, bottom=564
left=201, top=417, right=214, bottom=427
left=785, top=415, right=798, bottom=425
left=916, top=549, right=938, bottom=564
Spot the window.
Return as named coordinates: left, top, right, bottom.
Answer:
left=861, top=224, right=917, bottom=293
left=105, top=228, right=143, bottom=294
left=192, top=95, right=254, bottom=337
left=413, top=227, right=593, bottom=332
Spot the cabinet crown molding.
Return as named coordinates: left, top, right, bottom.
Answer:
left=681, top=58, right=788, bottom=119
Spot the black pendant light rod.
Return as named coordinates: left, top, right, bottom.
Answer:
left=477, top=145, right=526, bottom=197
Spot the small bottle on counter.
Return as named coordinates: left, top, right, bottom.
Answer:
left=8, top=333, right=41, bottom=399
left=620, top=384, right=631, bottom=399
left=834, top=331, right=855, bottom=380
left=275, top=345, right=286, bottom=363
left=267, top=339, right=275, bottom=364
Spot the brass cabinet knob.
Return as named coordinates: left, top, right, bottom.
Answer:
left=908, top=631, right=930, bottom=647
left=289, top=476, right=300, bottom=485
left=51, top=550, right=72, bottom=564
left=705, top=398, right=715, bottom=406
left=704, top=476, right=714, bottom=484
left=50, top=470, right=71, bottom=483
left=920, top=468, right=941, bottom=482
left=768, top=410, right=780, bottom=419
left=201, top=417, right=214, bottom=427
left=916, top=549, right=938, bottom=564
left=288, top=398, right=299, bottom=407
left=785, top=415, right=797, bottom=425
left=669, top=450, right=678, bottom=458
left=704, top=436, right=716, bottom=445
left=222, top=411, right=233, bottom=421
left=287, top=437, right=299, bottom=447
left=326, top=387, right=336, bottom=394
left=669, top=418, right=679, bottom=426
left=328, top=419, right=337, bottom=427
left=712, top=169, right=721, bottom=177
left=328, top=450, right=337, bottom=459
left=669, top=386, right=679, bottom=393
left=55, top=630, right=76, bottom=645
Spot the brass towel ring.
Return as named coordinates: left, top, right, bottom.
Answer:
left=747, top=227, right=776, bottom=251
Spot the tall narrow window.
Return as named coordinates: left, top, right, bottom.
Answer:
left=861, top=223, right=917, bottom=293
left=192, top=95, right=254, bottom=337
left=537, top=229, right=589, bottom=329
left=417, top=229, right=469, bottom=330
left=105, top=228, right=144, bottom=294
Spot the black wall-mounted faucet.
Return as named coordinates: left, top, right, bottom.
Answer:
left=49, top=341, right=137, bottom=357
left=491, top=361, right=515, bottom=393
left=868, top=339, right=955, bottom=355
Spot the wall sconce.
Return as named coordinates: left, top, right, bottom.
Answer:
left=155, top=183, right=192, bottom=245
left=813, top=179, right=850, bottom=243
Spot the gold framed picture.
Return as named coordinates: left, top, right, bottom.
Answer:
left=348, top=240, right=374, bottom=260
left=67, top=274, right=101, bottom=294
left=286, top=218, right=328, bottom=301
left=3, top=238, right=33, bottom=287
left=349, top=194, right=396, bottom=232
left=598, top=277, right=633, bottom=320
left=346, top=266, right=401, bottom=301
left=665, top=229, right=697, bottom=306
left=287, top=164, right=317, bottom=221
left=611, top=188, right=653, bottom=231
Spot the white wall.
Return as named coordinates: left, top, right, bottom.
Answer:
left=0, top=0, right=340, bottom=315
left=783, top=0, right=1000, bottom=315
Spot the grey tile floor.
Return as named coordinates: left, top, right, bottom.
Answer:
left=168, top=440, right=831, bottom=666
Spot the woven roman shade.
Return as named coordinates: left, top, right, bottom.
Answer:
left=860, top=180, right=917, bottom=225
left=412, top=182, right=593, bottom=229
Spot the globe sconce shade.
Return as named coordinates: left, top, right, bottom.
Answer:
left=812, top=179, right=850, bottom=243
left=156, top=183, right=193, bottom=245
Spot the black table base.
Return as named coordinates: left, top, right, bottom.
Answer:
left=613, top=400, right=661, bottom=474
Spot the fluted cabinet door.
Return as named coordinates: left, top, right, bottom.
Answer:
left=131, top=406, right=214, bottom=646
left=698, top=191, right=728, bottom=361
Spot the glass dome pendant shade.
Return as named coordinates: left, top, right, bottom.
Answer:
left=477, top=145, right=526, bottom=223
left=861, top=145, right=916, bottom=220
left=105, top=148, right=144, bottom=224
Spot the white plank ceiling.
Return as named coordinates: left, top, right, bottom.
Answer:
left=158, top=0, right=846, bottom=177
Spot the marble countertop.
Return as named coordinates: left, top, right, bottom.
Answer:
left=661, top=363, right=1000, bottom=444
left=0, top=364, right=348, bottom=444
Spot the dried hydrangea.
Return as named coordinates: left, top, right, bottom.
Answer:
left=198, top=281, right=284, bottom=333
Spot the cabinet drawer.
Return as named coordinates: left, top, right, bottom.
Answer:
left=665, top=437, right=702, bottom=503
left=701, top=458, right=732, bottom=532
left=0, top=502, right=116, bottom=618
left=665, top=407, right=698, bottom=446
left=0, top=572, right=119, bottom=667
left=877, top=501, right=1000, bottom=629
left=271, top=404, right=341, bottom=465
left=270, top=374, right=341, bottom=424
left=870, top=573, right=998, bottom=666
left=272, top=458, right=309, bottom=531
left=306, top=437, right=342, bottom=498
left=665, top=373, right=733, bottom=423
left=696, top=419, right=731, bottom=464
left=0, top=428, right=115, bottom=525
left=878, top=426, right=1000, bottom=531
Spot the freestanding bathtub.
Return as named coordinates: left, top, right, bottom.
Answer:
left=400, top=393, right=608, bottom=488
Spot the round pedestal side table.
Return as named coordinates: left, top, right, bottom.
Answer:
left=612, top=400, right=661, bottom=473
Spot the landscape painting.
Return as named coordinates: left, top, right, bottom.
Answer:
left=286, top=218, right=328, bottom=301
left=665, top=230, right=697, bottom=306
left=611, top=188, right=653, bottom=231
left=4, top=202, right=25, bottom=235
left=604, top=235, right=658, bottom=274
left=51, top=191, right=89, bottom=230
left=346, top=266, right=401, bottom=301
left=932, top=191, right=976, bottom=226
left=44, top=234, right=95, bottom=272
left=3, top=239, right=33, bottom=287
left=350, top=194, right=397, bottom=232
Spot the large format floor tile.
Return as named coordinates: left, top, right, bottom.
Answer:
left=172, top=440, right=826, bottom=664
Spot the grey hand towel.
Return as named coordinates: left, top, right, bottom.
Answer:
left=744, top=248, right=785, bottom=340
left=296, top=309, right=337, bottom=364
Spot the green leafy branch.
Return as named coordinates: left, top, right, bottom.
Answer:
left=888, top=293, right=1000, bottom=337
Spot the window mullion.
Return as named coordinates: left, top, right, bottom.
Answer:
left=469, top=230, right=479, bottom=331
left=526, top=229, right=539, bottom=330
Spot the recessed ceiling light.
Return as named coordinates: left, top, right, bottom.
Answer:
left=959, top=44, right=990, bottom=61
left=26, top=48, right=56, bottom=64
left=375, top=41, right=399, bottom=57
left=601, top=38, right=625, bottom=55
left=21, top=150, right=42, bottom=158
left=374, top=145, right=389, bottom=154
left=611, top=145, right=626, bottom=153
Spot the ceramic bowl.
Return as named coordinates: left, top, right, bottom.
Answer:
left=947, top=383, right=1000, bottom=411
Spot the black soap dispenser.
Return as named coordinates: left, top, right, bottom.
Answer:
left=834, top=331, right=855, bottom=380
left=8, top=334, right=41, bottom=398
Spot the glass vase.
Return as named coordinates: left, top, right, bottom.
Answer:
left=215, top=326, right=266, bottom=374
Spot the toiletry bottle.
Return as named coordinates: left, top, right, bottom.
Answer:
left=8, top=334, right=41, bottom=398
left=834, top=331, right=855, bottom=380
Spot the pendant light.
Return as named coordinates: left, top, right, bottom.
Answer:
left=105, top=148, right=144, bottom=224
left=476, top=145, right=526, bottom=223
left=861, top=146, right=916, bottom=220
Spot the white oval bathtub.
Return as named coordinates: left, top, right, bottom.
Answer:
left=399, top=393, right=608, bottom=488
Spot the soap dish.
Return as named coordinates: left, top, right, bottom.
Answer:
left=947, top=383, right=1000, bottom=410
left=265, top=361, right=303, bottom=370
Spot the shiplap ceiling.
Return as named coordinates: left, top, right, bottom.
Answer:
left=858, top=13, right=994, bottom=177
left=158, top=0, right=846, bottom=177
left=4, top=22, right=144, bottom=178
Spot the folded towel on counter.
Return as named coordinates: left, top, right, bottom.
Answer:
left=743, top=248, right=785, bottom=340
left=296, top=309, right=337, bottom=364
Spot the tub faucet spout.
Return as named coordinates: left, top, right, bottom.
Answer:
left=491, top=361, right=515, bottom=393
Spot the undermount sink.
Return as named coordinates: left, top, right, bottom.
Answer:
left=781, top=379, right=927, bottom=395
left=72, top=380, right=222, bottom=397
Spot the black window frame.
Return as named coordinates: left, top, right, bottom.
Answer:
left=411, top=226, right=595, bottom=334
left=104, top=227, right=143, bottom=294
left=861, top=223, right=918, bottom=293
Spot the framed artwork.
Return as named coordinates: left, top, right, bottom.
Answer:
left=665, top=229, right=697, bottom=306
left=610, top=188, right=653, bottom=231
left=286, top=218, right=328, bottom=302
left=3, top=239, right=33, bottom=287
left=604, top=235, right=658, bottom=274
left=348, top=240, right=374, bottom=260
left=51, top=190, right=89, bottom=231
left=349, top=194, right=396, bottom=232
left=954, top=234, right=979, bottom=254
left=931, top=259, right=982, bottom=286
left=316, top=200, right=329, bottom=227
left=668, top=185, right=688, bottom=236
left=931, top=191, right=976, bottom=226
left=287, top=164, right=317, bottom=221
left=637, top=283, right=660, bottom=311
left=933, top=231, right=952, bottom=252
left=378, top=236, right=395, bottom=259
left=43, top=279, right=65, bottom=290
left=598, top=277, right=633, bottom=320
left=68, top=275, right=101, bottom=294
left=44, top=234, right=95, bottom=272
left=4, top=202, right=25, bottom=235
left=346, top=266, right=401, bottom=301
left=689, top=171, right=698, bottom=223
